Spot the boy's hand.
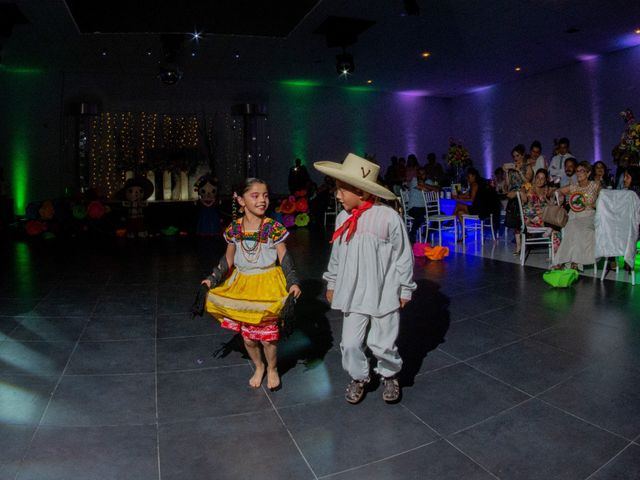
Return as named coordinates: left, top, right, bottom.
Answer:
left=289, top=285, right=302, bottom=299
left=326, top=289, right=334, bottom=303
left=400, top=298, right=410, bottom=308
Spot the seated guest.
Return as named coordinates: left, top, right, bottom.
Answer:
left=519, top=169, right=554, bottom=228
left=424, top=152, right=444, bottom=184
left=453, top=168, right=499, bottom=239
left=622, top=166, right=640, bottom=198
left=494, top=167, right=508, bottom=195
left=529, top=140, right=546, bottom=172
left=406, top=167, right=439, bottom=242
left=561, top=157, right=578, bottom=186
left=551, top=161, right=601, bottom=270
left=591, top=161, right=613, bottom=188
left=549, top=137, right=575, bottom=185
left=505, top=144, right=534, bottom=254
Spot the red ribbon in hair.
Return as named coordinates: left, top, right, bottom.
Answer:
left=330, top=201, right=374, bottom=243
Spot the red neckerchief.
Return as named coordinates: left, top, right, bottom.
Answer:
left=331, top=201, right=374, bottom=243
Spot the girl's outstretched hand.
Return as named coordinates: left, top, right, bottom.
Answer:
left=201, top=279, right=212, bottom=288
left=289, top=284, right=302, bottom=299
left=400, top=298, right=410, bottom=308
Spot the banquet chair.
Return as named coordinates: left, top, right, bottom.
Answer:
left=418, top=191, right=457, bottom=245
left=461, top=213, right=495, bottom=245
left=398, top=191, right=422, bottom=242
left=517, top=193, right=553, bottom=266
left=595, top=189, right=640, bottom=286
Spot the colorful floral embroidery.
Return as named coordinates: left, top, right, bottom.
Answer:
left=223, top=218, right=288, bottom=244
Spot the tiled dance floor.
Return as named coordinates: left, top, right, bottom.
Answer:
left=1, top=229, right=639, bottom=479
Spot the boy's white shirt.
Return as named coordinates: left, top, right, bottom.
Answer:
left=323, top=204, right=417, bottom=316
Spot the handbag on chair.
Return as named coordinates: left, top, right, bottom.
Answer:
left=542, top=204, right=568, bottom=228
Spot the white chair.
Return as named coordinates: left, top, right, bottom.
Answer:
left=419, top=191, right=457, bottom=245
left=517, top=193, right=553, bottom=266
left=595, top=189, right=640, bottom=286
left=461, top=213, right=495, bottom=244
left=398, top=191, right=421, bottom=242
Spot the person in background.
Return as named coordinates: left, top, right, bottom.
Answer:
left=622, top=165, right=640, bottom=198
left=562, top=158, right=578, bottom=186
left=591, top=161, right=613, bottom=189
left=551, top=161, right=601, bottom=271
left=548, top=137, right=575, bottom=186
left=288, top=158, right=310, bottom=193
left=424, top=152, right=444, bottom=184
left=405, top=154, right=419, bottom=183
left=529, top=140, right=546, bottom=172
left=494, top=167, right=508, bottom=195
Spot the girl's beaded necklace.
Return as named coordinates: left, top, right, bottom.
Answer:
left=238, top=217, right=265, bottom=263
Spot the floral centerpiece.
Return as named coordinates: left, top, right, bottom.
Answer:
left=446, top=137, right=472, bottom=183
left=619, top=109, right=640, bottom=157
left=446, top=138, right=472, bottom=168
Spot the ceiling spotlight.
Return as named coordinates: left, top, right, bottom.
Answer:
left=336, top=52, right=354, bottom=76
left=233, top=50, right=240, bottom=60
left=191, top=49, right=197, bottom=57
left=635, top=28, right=640, bottom=34
left=421, top=51, right=431, bottom=58
left=145, top=49, right=152, bottom=56
left=158, top=66, right=183, bottom=85
left=192, top=31, right=201, bottom=40
left=101, top=49, right=107, bottom=57
left=515, top=66, right=522, bottom=72
left=366, top=79, right=373, bottom=84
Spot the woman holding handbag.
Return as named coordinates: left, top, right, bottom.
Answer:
left=520, top=169, right=560, bottom=252
left=551, top=161, right=601, bottom=271
left=504, top=144, right=534, bottom=254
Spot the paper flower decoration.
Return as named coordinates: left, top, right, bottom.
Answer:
left=294, top=213, right=310, bottom=227
left=295, top=198, right=308, bottom=213
left=72, top=205, right=88, bottom=220
left=25, top=220, right=46, bottom=236
left=87, top=201, right=106, bottom=219
left=39, top=200, right=55, bottom=220
left=412, top=242, right=429, bottom=257
left=282, top=214, right=295, bottom=227
left=424, top=245, right=449, bottom=260
left=279, top=199, right=297, bottom=214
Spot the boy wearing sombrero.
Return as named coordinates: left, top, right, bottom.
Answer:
left=315, top=153, right=416, bottom=403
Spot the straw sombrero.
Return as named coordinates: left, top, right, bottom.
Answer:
left=313, top=153, right=395, bottom=200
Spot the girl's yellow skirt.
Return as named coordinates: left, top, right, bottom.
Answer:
left=205, top=266, right=288, bottom=325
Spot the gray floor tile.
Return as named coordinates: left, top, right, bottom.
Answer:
left=439, top=318, right=523, bottom=360
left=156, top=334, right=247, bottom=372
left=278, top=396, right=439, bottom=477
left=157, top=366, right=272, bottom=422
left=65, top=339, right=155, bottom=374
left=81, top=314, right=155, bottom=341
left=540, top=363, right=640, bottom=440
left=402, top=363, right=529, bottom=436
left=0, top=341, right=75, bottom=376
left=159, top=412, right=314, bottom=480
left=467, top=338, right=591, bottom=395
left=0, top=375, right=58, bottom=425
left=10, top=317, right=87, bottom=343
left=0, top=424, right=38, bottom=479
left=450, top=399, right=627, bottom=480
left=17, top=425, right=158, bottom=480
left=329, top=439, right=494, bottom=480
left=156, top=312, right=218, bottom=338
left=42, top=374, right=155, bottom=426
left=95, top=295, right=156, bottom=316
left=588, top=443, right=640, bottom=480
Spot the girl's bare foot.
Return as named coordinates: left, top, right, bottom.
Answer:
left=267, top=367, right=280, bottom=390
left=249, top=365, right=265, bottom=388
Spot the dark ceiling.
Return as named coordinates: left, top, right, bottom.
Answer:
left=3, top=0, right=640, bottom=97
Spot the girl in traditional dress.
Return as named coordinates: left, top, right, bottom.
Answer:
left=202, top=178, right=301, bottom=390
